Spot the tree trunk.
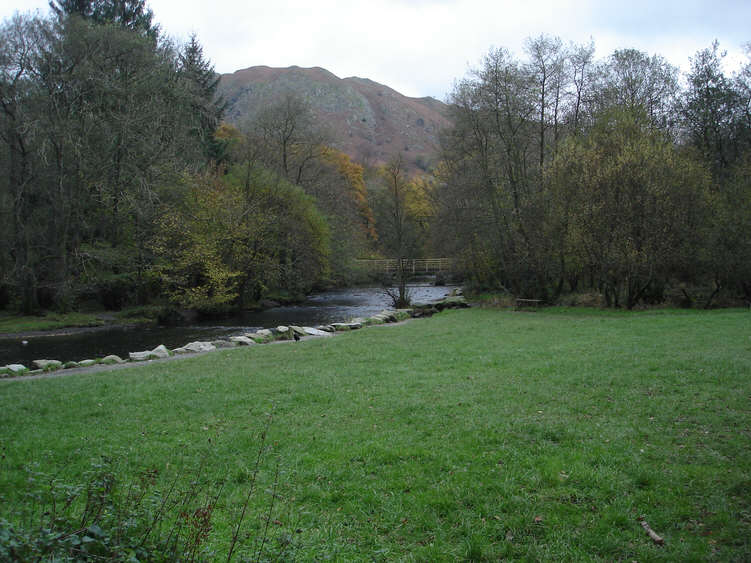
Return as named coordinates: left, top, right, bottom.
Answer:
left=703, top=280, right=721, bottom=309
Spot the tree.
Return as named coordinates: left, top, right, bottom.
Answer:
left=249, top=92, right=328, bottom=184
left=0, top=5, right=219, bottom=313
left=238, top=96, right=379, bottom=283
left=548, top=108, right=710, bottom=308
left=49, top=0, right=158, bottom=37
left=680, top=41, right=746, bottom=179
left=566, top=39, right=595, bottom=136
left=0, top=14, right=47, bottom=312
left=525, top=34, right=566, bottom=169
left=707, top=154, right=751, bottom=302
left=178, top=33, right=225, bottom=164
left=593, top=48, right=679, bottom=131
left=370, top=155, right=432, bottom=306
left=321, top=148, right=377, bottom=244
left=153, top=167, right=330, bottom=312
left=437, top=45, right=555, bottom=296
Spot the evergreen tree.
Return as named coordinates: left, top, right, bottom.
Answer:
left=49, top=0, right=158, bottom=37
left=178, top=33, right=225, bottom=164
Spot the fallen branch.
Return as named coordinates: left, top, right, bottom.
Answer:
left=638, top=516, right=665, bottom=545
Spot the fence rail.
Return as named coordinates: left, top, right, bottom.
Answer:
left=354, top=258, right=453, bottom=275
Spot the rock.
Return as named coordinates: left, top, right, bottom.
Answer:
left=63, top=361, right=79, bottom=369
left=229, top=335, right=256, bottom=346
left=367, top=311, right=396, bottom=324
left=435, top=295, right=469, bottom=310
left=5, top=364, right=28, bottom=374
left=331, top=322, right=362, bottom=331
left=152, top=345, right=171, bottom=358
left=129, top=350, right=154, bottom=361
left=128, top=344, right=170, bottom=361
left=246, top=330, right=273, bottom=344
left=212, top=340, right=237, bottom=349
left=290, top=325, right=307, bottom=337
left=274, top=326, right=293, bottom=340
left=318, top=325, right=336, bottom=333
left=411, top=304, right=439, bottom=318
left=303, top=327, right=331, bottom=337
left=394, top=309, right=412, bottom=321
left=32, top=359, right=63, bottom=371
left=174, top=341, right=216, bottom=354
left=79, top=359, right=97, bottom=367
left=101, top=355, right=125, bottom=365
left=365, top=314, right=390, bottom=325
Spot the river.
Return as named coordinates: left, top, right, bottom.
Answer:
left=0, top=284, right=456, bottom=367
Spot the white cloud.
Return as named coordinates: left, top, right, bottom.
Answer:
left=1, top=0, right=748, bottom=98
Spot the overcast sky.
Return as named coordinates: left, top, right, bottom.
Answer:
left=1, top=0, right=749, bottom=99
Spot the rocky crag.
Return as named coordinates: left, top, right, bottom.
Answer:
left=219, top=65, right=451, bottom=172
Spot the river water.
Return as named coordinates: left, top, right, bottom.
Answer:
left=0, top=284, right=456, bottom=367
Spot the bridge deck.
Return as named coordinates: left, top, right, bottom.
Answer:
left=355, top=258, right=453, bottom=274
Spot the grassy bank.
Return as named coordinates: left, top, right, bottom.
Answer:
left=1, top=308, right=749, bottom=560
left=0, top=306, right=163, bottom=335
left=0, top=311, right=108, bottom=334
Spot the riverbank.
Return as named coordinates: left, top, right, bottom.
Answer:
left=1, top=307, right=748, bottom=560
left=0, top=307, right=161, bottom=337
left=0, top=311, right=108, bottom=335
left=0, top=285, right=459, bottom=367
left=0, top=282, right=453, bottom=338
left=0, top=296, right=466, bottom=377
left=0, top=317, right=416, bottom=382
left=0, top=280, right=396, bottom=337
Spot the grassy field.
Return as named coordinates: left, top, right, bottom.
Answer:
left=1, top=308, right=750, bottom=560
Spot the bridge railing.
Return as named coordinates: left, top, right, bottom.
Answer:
left=354, top=258, right=453, bottom=274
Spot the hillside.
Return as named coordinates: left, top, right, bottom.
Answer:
left=218, top=65, right=451, bottom=171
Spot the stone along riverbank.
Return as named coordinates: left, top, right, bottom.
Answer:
left=1, top=296, right=468, bottom=378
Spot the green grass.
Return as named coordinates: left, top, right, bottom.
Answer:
left=1, top=308, right=750, bottom=560
left=0, top=306, right=163, bottom=334
left=0, top=311, right=107, bottom=333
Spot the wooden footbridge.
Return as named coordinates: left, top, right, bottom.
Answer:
left=354, top=258, right=454, bottom=275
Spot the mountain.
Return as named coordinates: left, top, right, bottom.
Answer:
left=218, top=65, right=451, bottom=171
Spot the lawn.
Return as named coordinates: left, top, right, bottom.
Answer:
left=1, top=308, right=750, bottom=560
